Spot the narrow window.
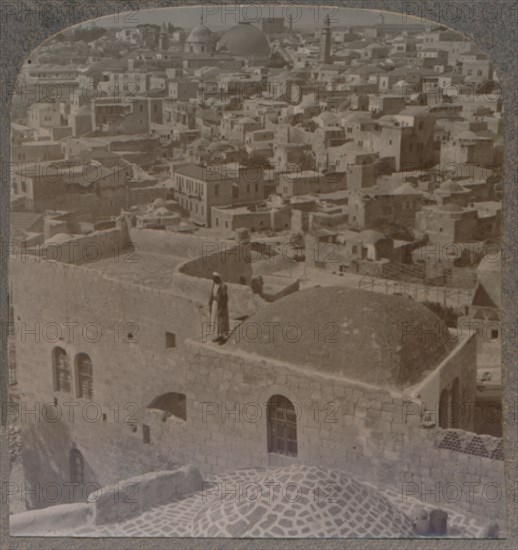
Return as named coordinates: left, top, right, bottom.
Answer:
left=76, top=353, right=93, bottom=399
left=52, top=347, right=71, bottom=392
left=143, top=424, right=151, bottom=444
left=165, top=332, right=176, bottom=348
left=69, top=449, right=84, bottom=484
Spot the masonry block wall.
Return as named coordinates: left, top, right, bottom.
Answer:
left=41, top=228, right=130, bottom=264
left=9, top=253, right=211, bottom=506
left=9, top=252, right=264, bottom=506
left=411, top=333, right=477, bottom=431
left=10, top=255, right=503, bottom=521
left=175, top=340, right=503, bottom=520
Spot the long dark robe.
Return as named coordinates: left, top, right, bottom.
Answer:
left=208, top=282, right=229, bottom=338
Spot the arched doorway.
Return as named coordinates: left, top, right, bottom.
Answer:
left=267, top=395, right=297, bottom=457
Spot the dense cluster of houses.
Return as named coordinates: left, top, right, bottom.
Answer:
left=10, top=13, right=503, bottom=429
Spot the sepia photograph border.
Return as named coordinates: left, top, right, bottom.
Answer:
left=0, top=0, right=516, bottom=548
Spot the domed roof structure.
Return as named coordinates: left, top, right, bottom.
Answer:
left=186, top=23, right=213, bottom=45
left=154, top=207, right=171, bottom=216
left=152, top=198, right=166, bottom=208
left=392, top=182, right=421, bottom=195
left=44, top=233, right=72, bottom=245
left=191, top=464, right=416, bottom=537
left=438, top=180, right=468, bottom=194
left=217, top=22, right=270, bottom=57
left=228, top=287, right=450, bottom=388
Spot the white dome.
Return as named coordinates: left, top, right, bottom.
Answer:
left=186, top=24, right=213, bottom=44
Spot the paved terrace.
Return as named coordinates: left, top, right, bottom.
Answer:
left=38, top=467, right=490, bottom=538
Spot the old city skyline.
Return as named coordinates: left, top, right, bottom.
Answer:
left=7, top=4, right=505, bottom=540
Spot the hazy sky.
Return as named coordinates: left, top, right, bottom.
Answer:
left=86, top=5, right=417, bottom=31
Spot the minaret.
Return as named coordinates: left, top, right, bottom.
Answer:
left=288, top=14, right=294, bottom=33
left=320, top=15, right=331, bottom=64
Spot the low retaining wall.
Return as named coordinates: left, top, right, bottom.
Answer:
left=10, top=503, right=94, bottom=535
left=10, top=465, right=203, bottom=533
left=88, top=465, right=203, bottom=525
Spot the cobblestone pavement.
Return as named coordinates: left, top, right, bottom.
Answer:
left=41, top=467, right=491, bottom=538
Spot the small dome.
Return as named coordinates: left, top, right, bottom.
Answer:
left=392, top=182, right=421, bottom=195
left=186, top=24, right=213, bottom=44
left=439, top=180, right=466, bottom=193
left=154, top=207, right=171, bottom=216
left=217, top=22, right=270, bottom=57
left=45, top=233, right=72, bottom=245
left=152, top=198, right=166, bottom=208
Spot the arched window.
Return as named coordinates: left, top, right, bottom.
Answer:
left=147, top=392, right=187, bottom=421
left=75, top=353, right=93, bottom=399
left=69, top=448, right=84, bottom=484
left=439, top=389, right=449, bottom=428
left=267, top=395, right=297, bottom=457
left=450, top=378, right=461, bottom=429
left=52, top=347, right=71, bottom=392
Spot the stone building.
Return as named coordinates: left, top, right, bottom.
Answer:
left=171, top=163, right=265, bottom=227
left=28, top=103, right=63, bottom=131
left=277, top=170, right=347, bottom=198
left=9, top=220, right=504, bottom=521
left=348, top=184, right=424, bottom=230
left=12, top=245, right=499, bottom=513
left=415, top=204, right=478, bottom=245
left=211, top=202, right=291, bottom=233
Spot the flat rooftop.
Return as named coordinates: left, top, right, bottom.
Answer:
left=80, top=250, right=185, bottom=290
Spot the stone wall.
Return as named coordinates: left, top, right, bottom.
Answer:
left=38, top=227, right=130, bottom=265
left=128, top=228, right=210, bottom=259
left=9, top=255, right=504, bottom=520
left=411, top=333, right=477, bottom=431
left=10, top=466, right=202, bottom=534
left=9, top=253, right=263, bottom=508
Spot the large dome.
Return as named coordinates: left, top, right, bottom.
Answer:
left=186, top=24, right=213, bottom=44
left=228, top=287, right=451, bottom=388
left=192, top=464, right=416, bottom=537
left=217, top=22, right=270, bottom=57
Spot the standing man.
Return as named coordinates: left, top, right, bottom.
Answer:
left=209, top=272, right=229, bottom=343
